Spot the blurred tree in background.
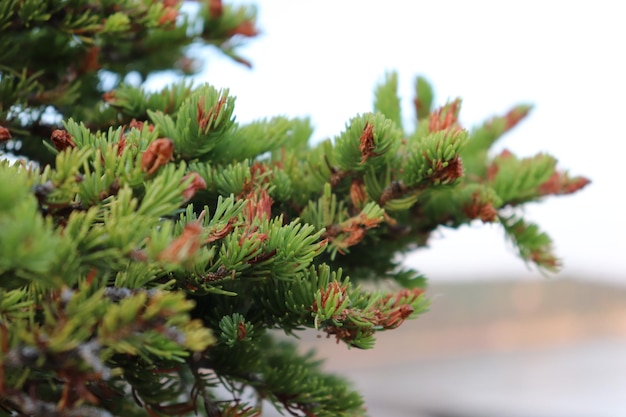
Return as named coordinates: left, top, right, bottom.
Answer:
left=0, top=1, right=589, bottom=416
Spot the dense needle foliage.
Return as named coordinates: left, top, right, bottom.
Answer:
left=0, top=1, right=589, bottom=416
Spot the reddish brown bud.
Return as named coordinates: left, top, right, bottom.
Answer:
left=462, top=192, right=498, bottom=223
left=538, top=172, right=591, bottom=196
left=349, top=178, right=367, bottom=208
left=430, top=154, right=463, bottom=184
left=380, top=305, right=414, bottom=329
left=342, top=227, right=366, bottom=251
left=429, top=99, right=462, bottom=133
left=239, top=161, right=273, bottom=196
left=385, top=287, right=425, bottom=306
left=141, top=138, right=174, bottom=175
left=312, top=281, right=348, bottom=315
left=243, top=189, right=273, bottom=222
left=181, top=172, right=207, bottom=201
left=530, top=250, right=561, bottom=270
left=102, top=91, right=116, bottom=103
left=237, top=322, right=247, bottom=340
left=80, top=45, right=100, bottom=74
left=208, top=0, right=223, bottom=17
left=128, top=119, right=144, bottom=130
left=158, top=7, right=178, bottom=25
left=504, top=105, right=531, bottom=130
left=325, top=326, right=364, bottom=345
left=359, top=122, right=378, bottom=164
left=498, top=149, right=514, bottom=159
left=128, top=118, right=154, bottom=133
left=116, top=137, right=127, bottom=156
left=50, top=129, right=76, bottom=151
left=564, top=177, right=591, bottom=194
left=0, top=126, right=11, bottom=142
left=197, top=96, right=227, bottom=131
left=324, top=211, right=383, bottom=255
left=205, top=220, right=235, bottom=243
left=158, top=223, right=203, bottom=263
left=227, top=21, right=259, bottom=37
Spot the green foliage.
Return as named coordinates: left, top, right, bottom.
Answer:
left=0, top=2, right=589, bottom=416
left=414, top=75, right=435, bottom=120
left=488, top=151, right=556, bottom=204
left=374, top=72, right=403, bottom=129
left=148, top=85, right=237, bottom=160
left=0, top=0, right=258, bottom=164
left=501, top=213, right=560, bottom=272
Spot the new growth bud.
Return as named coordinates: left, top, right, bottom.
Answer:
left=50, top=129, right=76, bottom=151
left=141, top=138, right=174, bottom=175
left=0, top=126, right=11, bottom=142
left=158, top=223, right=203, bottom=264
left=181, top=172, right=207, bottom=201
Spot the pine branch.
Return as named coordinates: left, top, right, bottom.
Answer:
left=0, top=3, right=590, bottom=416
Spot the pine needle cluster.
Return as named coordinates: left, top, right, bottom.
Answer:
left=0, top=1, right=589, bottom=416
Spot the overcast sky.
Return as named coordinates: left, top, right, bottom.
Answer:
left=162, top=1, right=625, bottom=284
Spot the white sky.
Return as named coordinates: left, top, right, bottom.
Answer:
left=155, top=2, right=625, bottom=284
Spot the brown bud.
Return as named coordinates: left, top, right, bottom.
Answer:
left=530, top=250, right=561, bottom=270
left=358, top=122, right=378, bottom=164
left=158, top=7, right=178, bottom=25
left=0, top=126, right=11, bottom=142
left=197, top=96, right=227, bottom=131
left=312, top=281, right=348, bottom=315
left=227, top=21, right=259, bottom=37
left=462, top=192, right=498, bottom=223
left=181, top=172, right=207, bottom=201
left=102, top=91, right=116, bottom=103
left=141, top=138, right=174, bottom=175
left=243, top=189, right=273, bottom=222
left=208, top=0, right=223, bottom=18
left=429, top=99, right=462, bottom=133
left=431, top=154, right=463, bottom=184
left=342, top=227, right=366, bottom=251
left=237, top=322, right=247, bottom=340
left=380, top=305, right=414, bottom=329
left=498, top=149, right=514, bottom=159
left=50, top=129, right=76, bottom=151
left=79, top=46, right=100, bottom=74
left=128, top=118, right=154, bottom=133
left=504, top=105, right=532, bottom=131
left=349, top=178, right=367, bottom=208
left=116, top=137, right=127, bottom=156
left=158, top=223, right=203, bottom=263
left=205, top=220, right=235, bottom=243
left=128, top=119, right=144, bottom=130
left=538, top=172, right=591, bottom=196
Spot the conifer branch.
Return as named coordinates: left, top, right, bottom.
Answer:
left=0, top=4, right=589, bottom=416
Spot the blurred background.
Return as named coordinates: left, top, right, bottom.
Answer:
left=116, top=0, right=626, bottom=415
